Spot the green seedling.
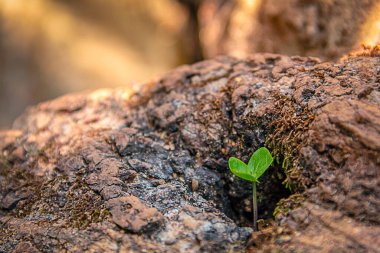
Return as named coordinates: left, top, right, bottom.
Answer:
left=228, top=147, right=273, bottom=231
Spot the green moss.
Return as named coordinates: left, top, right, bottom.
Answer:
left=264, top=94, right=315, bottom=191
left=15, top=175, right=109, bottom=229
left=273, top=193, right=306, bottom=219
left=0, top=154, right=11, bottom=172
left=236, top=91, right=314, bottom=192
left=62, top=177, right=109, bottom=229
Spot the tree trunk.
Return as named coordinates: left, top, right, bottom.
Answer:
left=1, top=51, right=379, bottom=252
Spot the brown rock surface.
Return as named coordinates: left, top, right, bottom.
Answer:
left=1, top=52, right=379, bottom=252
left=107, top=196, right=164, bottom=233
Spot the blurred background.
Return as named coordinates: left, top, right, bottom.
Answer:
left=1, top=0, right=380, bottom=129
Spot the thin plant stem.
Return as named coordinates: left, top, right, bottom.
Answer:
left=252, top=181, right=258, bottom=231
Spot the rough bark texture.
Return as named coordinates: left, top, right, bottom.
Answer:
left=1, top=52, right=379, bottom=252
left=199, top=0, right=380, bottom=61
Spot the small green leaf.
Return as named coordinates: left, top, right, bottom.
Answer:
left=228, top=157, right=256, bottom=182
left=248, top=147, right=273, bottom=180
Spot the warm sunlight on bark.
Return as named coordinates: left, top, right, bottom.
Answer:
left=359, top=2, right=380, bottom=47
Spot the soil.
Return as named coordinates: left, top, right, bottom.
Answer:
left=1, top=52, right=379, bottom=252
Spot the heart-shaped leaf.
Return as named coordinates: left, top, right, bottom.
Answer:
left=248, top=147, right=273, bottom=180
left=228, top=157, right=256, bottom=182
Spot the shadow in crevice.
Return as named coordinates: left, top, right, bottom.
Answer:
left=223, top=165, right=292, bottom=227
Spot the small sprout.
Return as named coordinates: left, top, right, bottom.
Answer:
left=228, top=147, right=273, bottom=231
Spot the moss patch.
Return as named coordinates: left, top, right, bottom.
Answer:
left=273, top=193, right=306, bottom=219
left=16, top=175, right=109, bottom=229
left=264, top=94, right=315, bottom=191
